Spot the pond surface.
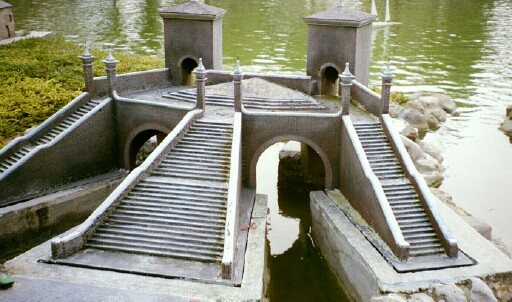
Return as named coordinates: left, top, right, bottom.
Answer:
left=9, top=0, right=512, bottom=284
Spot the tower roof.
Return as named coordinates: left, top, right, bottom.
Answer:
left=159, top=0, right=226, bottom=21
left=304, top=6, right=376, bottom=27
left=0, top=1, right=13, bottom=9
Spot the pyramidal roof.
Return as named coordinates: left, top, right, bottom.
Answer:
left=0, top=1, right=13, bottom=9
left=304, top=5, right=377, bottom=27
left=159, top=0, right=226, bottom=20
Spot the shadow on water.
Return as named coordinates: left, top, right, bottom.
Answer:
left=258, top=142, right=350, bottom=301
left=266, top=189, right=350, bottom=302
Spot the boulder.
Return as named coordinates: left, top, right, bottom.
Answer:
left=422, top=171, right=444, bottom=187
left=415, top=153, right=442, bottom=174
left=426, top=113, right=441, bottom=130
left=430, top=108, right=447, bottom=123
left=406, top=99, right=427, bottom=114
left=418, top=95, right=440, bottom=110
left=499, top=119, right=512, bottom=137
left=506, top=105, right=512, bottom=119
left=470, top=278, right=498, bottom=302
left=434, top=283, right=467, bottom=302
left=389, top=102, right=403, bottom=118
left=400, top=135, right=423, bottom=161
left=409, top=293, right=435, bottom=302
left=419, top=136, right=444, bottom=162
left=401, top=124, right=419, bottom=142
left=398, top=108, right=429, bottom=130
left=435, top=93, right=457, bottom=114
left=371, top=294, right=407, bottom=302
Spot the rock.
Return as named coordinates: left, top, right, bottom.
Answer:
left=399, top=108, right=429, bottom=130
left=409, top=293, right=435, bottom=302
left=370, top=294, right=407, bottom=302
left=506, top=105, right=512, bottom=119
left=406, top=99, right=427, bottom=114
left=401, top=125, right=419, bottom=142
left=462, top=216, right=493, bottom=240
left=422, top=171, right=444, bottom=187
left=426, top=113, right=441, bottom=130
left=435, top=93, right=457, bottom=114
left=419, top=136, right=444, bottom=162
left=401, top=135, right=423, bottom=161
left=470, top=278, right=498, bottom=302
left=418, top=95, right=440, bottom=110
left=499, top=119, right=512, bottom=137
left=430, top=108, right=447, bottom=123
left=415, top=153, right=442, bottom=174
left=434, top=283, right=467, bottom=302
left=389, top=102, right=403, bottom=118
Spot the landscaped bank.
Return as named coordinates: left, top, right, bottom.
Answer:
left=0, top=37, right=164, bottom=148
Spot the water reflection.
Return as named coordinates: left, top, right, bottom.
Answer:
left=257, top=142, right=349, bottom=301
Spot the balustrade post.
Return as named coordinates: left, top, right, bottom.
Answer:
left=232, top=59, right=243, bottom=112
left=79, top=43, right=95, bottom=96
left=194, top=58, right=207, bottom=110
left=381, top=63, right=394, bottom=115
left=340, top=62, right=355, bottom=115
left=102, top=48, right=119, bottom=98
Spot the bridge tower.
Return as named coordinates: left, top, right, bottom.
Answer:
left=159, top=0, right=226, bottom=86
left=304, top=4, right=376, bottom=95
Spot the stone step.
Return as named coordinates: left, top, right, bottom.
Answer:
left=127, top=190, right=226, bottom=205
left=117, top=203, right=226, bottom=220
left=123, top=199, right=227, bottom=215
left=153, top=170, right=229, bottom=182
left=106, top=216, right=224, bottom=236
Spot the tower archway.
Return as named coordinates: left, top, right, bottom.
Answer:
left=180, top=57, right=198, bottom=86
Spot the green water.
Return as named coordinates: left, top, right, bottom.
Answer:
left=8, top=0, right=512, bottom=297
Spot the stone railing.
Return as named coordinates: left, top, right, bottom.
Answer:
left=340, top=115, right=410, bottom=260
left=51, top=109, right=203, bottom=258
left=221, top=112, right=243, bottom=279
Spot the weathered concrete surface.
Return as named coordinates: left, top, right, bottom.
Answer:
left=0, top=172, right=125, bottom=262
left=310, top=190, right=512, bottom=301
left=0, top=195, right=268, bottom=302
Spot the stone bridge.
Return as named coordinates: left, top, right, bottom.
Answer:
left=0, top=1, right=471, bottom=285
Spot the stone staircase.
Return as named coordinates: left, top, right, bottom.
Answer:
left=0, top=99, right=101, bottom=174
left=163, top=89, right=325, bottom=111
left=84, top=119, right=233, bottom=263
left=354, top=122, right=445, bottom=257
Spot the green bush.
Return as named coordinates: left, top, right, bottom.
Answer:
left=0, top=37, right=163, bottom=147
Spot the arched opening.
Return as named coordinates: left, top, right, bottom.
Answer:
left=9, top=14, right=13, bottom=22
left=128, top=129, right=166, bottom=170
left=6, top=25, right=11, bottom=38
left=180, top=58, right=198, bottom=86
left=256, top=141, right=349, bottom=300
left=320, top=65, right=340, bottom=96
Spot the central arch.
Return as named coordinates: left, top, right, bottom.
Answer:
left=123, top=123, right=171, bottom=170
left=248, top=135, right=333, bottom=189
left=319, top=63, right=341, bottom=96
left=180, top=57, right=198, bottom=86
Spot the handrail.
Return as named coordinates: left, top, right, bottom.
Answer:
left=221, top=112, right=242, bottom=279
left=51, top=109, right=203, bottom=258
left=380, top=114, right=458, bottom=257
left=0, top=92, right=91, bottom=159
left=343, top=115, right=410, bottom=259
left=113, top=90, right=195, bottom=111
left=351, top=80, right=382, bottom=117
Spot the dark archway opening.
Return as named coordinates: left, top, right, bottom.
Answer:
left=6, top=25, right=11, bottom=38
left=181, top=58, right=198, bottom=86
left=321, top=66, right=339, bottom=96
left=129, top=130, right=166, bottom=170
left=256, top=141, right=349, bottom=301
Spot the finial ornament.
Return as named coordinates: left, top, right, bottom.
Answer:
left=191, top=0, right=198, bottom=2
left=234, top=58, right=242, bottom=74
left=82, top=41, right=92, bottom=58
left=341, top=62, right=353, bottom=78
left=103, top=48, right=118, bottom=63
left=197, top=58, right=205, bottom=72
left=381, top=60, right=394, bottom=80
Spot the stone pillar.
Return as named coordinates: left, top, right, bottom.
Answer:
left=194, top=58, right=207, bottom=110
left=340, top=62, right=355, bottom=115
left=79, top=44, right=96, bottom=96
left=102, top=49, right=119, bottom=98
left=380, top=63, right=393, bottom=115
left=232, top=59, right=243, bottom=112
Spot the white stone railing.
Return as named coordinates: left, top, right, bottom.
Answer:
left=221, top=111, right=243, bottom=279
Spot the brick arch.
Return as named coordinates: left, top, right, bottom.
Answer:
left=248, top=135, right=333, bottom=189
left=123, top=123, right=171, bottom=170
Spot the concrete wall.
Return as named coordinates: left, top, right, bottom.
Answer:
left=0, top=98, right=119, bottom=205
left=351, top=80, right=382, bottom=116
left=162, top=18, right=222, bottom=85
left=242, top=111, right=342, bottom=190
left=93, top=68, right=170, bottom=98
left=0, top=6, right=15, bottom=39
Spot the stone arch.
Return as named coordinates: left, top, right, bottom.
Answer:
left=178, top=56, right=199, bottom=86
left=248, top=135, right=333, bottom=189
left=123, top=123, right=171, bottom=170
left=319, top=63, right=342, bottom=96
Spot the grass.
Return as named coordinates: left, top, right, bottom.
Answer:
left=0, top=37, right=164, bottom=148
